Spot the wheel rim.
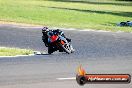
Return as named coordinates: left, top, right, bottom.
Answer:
left=64, top=43, right=71, bottom=51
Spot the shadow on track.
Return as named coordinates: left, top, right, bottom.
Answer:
left=40, top=6, right=132, bottom=18
left=47, top=0, right=132, bottom=6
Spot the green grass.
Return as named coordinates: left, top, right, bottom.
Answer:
left=0, top=47, right=33, bottom=56
left=0, top=0, right=132, bottom=32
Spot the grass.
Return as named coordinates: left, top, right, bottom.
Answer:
left=0, top=0, right=132, bottom=32
left=0, top=47, right=33, bottom=56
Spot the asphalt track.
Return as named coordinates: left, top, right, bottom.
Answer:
left=0, top=24, right=132, bottom=88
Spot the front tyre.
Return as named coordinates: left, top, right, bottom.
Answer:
left=70, top=44, right=75, bottom=53
left=61, top=43, right=72, bottom=54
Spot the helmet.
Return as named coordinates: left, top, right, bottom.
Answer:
left=42, top=27, right=49, bottom=33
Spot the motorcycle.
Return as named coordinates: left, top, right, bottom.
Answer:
left=47, top=32, right=75, bottom=54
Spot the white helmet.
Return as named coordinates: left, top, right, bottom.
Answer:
left=42, top=27, right=49, bottom=32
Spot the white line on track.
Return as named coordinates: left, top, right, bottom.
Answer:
left=61, top=28, right=76, bottom=31
left=0, top=54, right=34, bottom=58
left=0, top=23, right=129, bottom=33
left=19, top=27, right=43, bottom=29
left=79, top=29, right=111, bottom=32
left=56, top=77, right=76, bottom=80
left=0, top=51, right=47, bottom=58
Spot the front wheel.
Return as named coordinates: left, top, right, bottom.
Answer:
left=70, top=44, right=75, bottom=53
left=60, top=43, right=72, bottom=54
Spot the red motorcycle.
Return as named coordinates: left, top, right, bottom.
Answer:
left=47, top=32, right=75, bottom=54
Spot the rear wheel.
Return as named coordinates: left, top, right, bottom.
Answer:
left=48, top=47, right=53, bottom=54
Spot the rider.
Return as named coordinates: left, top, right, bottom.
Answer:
left=42, top=27, right=71, bottom=54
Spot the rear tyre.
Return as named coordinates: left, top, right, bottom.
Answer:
left=48, top=47, right=53, bottom=54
